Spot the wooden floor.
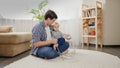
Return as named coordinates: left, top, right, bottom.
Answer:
left=0, top=45, right=120, bottom=68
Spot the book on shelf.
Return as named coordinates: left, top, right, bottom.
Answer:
left=91, top=10, right=96, bottom=17
left=87, top=10, right=91, bottom=17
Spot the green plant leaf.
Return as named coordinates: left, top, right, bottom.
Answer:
left=38, top=0, right=48, bottom=10
left=30, top=0, right=48, bottom=20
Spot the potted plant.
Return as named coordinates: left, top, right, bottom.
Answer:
left=30, top=0, right=48, bottom=20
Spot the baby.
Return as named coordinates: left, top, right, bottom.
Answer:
left=50, top=22, right=71, bottom=59
left=50, top=22, right=72, bottom=56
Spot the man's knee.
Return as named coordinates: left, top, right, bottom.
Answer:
left=37, top=47, right=59, bottom=59
left=46, top=50, right=59, bottom=59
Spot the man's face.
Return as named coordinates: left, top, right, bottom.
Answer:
left=47, top=18, right=56, bottom=26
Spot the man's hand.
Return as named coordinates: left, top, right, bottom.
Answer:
left=53, top=44, right=58, bottom=50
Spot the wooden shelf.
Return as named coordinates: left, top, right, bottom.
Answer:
left=82, top=16, right=102, bottom=19
left=82, top=17, right=96, bottom=19
left=82, top=7, right=95, bottom=11
left=83, top=35, right=96, bottom=37
left=82, top=1, right=103, bottom=49
left=89, top=26, right=95, bottom=28
left=82, top=7, right=101, bottom=11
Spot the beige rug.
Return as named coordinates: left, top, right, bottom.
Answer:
left=4, top=49, right=120, bottom=68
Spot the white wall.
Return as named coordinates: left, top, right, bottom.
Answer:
left=0, top=14, right=3, bottom=19
left=45, top=0, right=82, bottom=20
left=0, top=0, right=82, bottom=20
left=0, top=0, right=42, bottom=19
left=103, top=0, right=120, bottom=45
left=0, top=14, right=3, bottom=25
left=1, top=19, right=37, bottom=32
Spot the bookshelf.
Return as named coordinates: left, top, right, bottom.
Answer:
left=82, top=1, right=103, bottom=49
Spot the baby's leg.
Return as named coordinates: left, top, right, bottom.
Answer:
left=57, top=42, right=69, bottom=54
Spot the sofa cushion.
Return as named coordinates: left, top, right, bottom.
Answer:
left=0, top=26, right=13, bottom=33
left=0, top=41, right=31, bottom=57
left=0, top=32, right=32, bottom=44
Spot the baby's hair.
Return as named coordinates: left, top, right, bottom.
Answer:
left=53, top=22, right=59, bottom=27
left=54, top=22, right=59, bottom=25
left=52, top=22, right=59, bottom=31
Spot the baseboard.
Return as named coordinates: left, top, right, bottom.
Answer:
left=82, top=43, right=120, bottom=47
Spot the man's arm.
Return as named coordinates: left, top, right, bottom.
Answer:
left=33, top=39, right=57, bottom=47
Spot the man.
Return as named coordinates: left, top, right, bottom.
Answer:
left=31, top=10, right=69, bottom=59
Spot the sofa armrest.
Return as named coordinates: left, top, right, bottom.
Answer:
left=0, top=26, right=13, bottom=33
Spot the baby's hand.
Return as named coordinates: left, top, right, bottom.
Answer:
left=53, top=44, right=58, bottom=50
left=66, top=34, right=71, bottom=40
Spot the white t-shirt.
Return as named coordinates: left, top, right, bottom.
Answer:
left=45, top=27, right=52, bottom=40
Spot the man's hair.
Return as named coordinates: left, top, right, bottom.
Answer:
left=44, top=10, right=58, bottom=20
